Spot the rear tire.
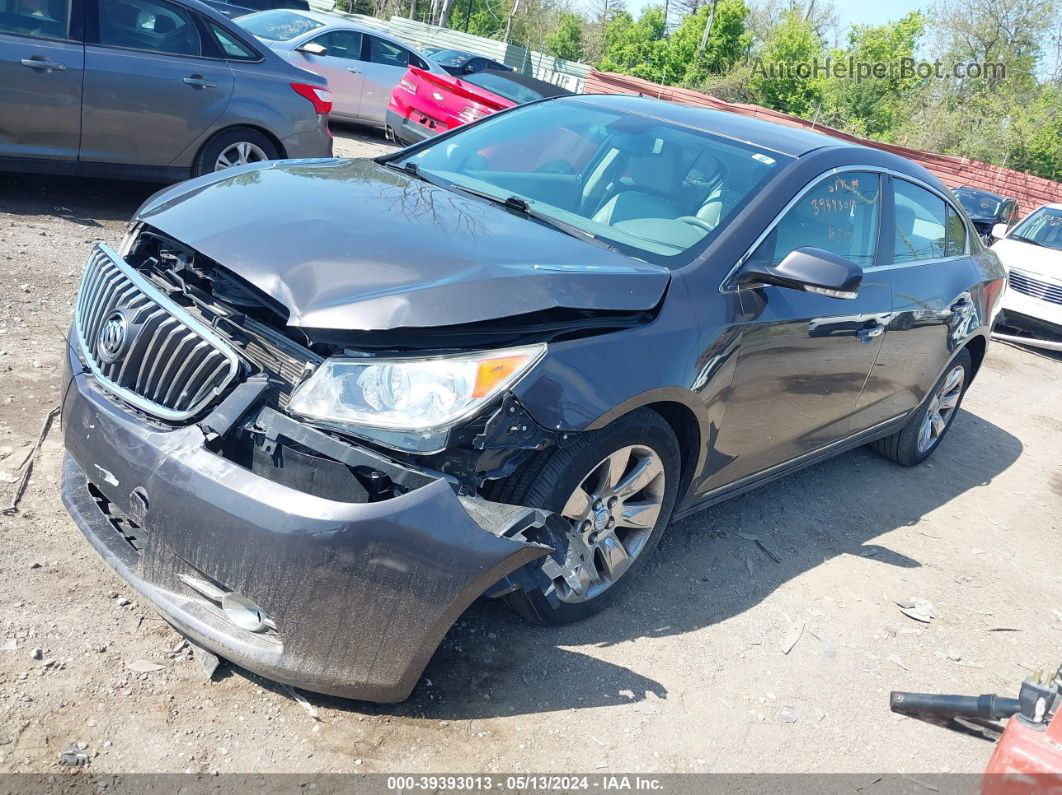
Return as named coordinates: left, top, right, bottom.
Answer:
left=193, top=127, right=279, bottom=177
left=492, top=408, right=681, bottom=625
left=870, top=348, right=972, bottom=466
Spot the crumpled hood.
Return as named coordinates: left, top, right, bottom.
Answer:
left=135, top=159, right=671, bottom=331
left=992, top=237, right=1062, bottom=282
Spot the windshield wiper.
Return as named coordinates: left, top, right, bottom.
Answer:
left=446, top=184, right=622, bottom=253
left=1010, top=234, right=1047, bottom=248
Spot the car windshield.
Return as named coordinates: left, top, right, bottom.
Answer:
left=236, top=9, right=322, bottom=41
left=1008, top=207, right=1062, bottom=251
left=428, top=49, right=472, bottom=66
left=393, top=100, right=790, bottom=266
left=955, top=191, right=1001, bottom=218
left=463, top=71, right=545, bottom=104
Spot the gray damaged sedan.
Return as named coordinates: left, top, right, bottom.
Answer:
left=61, top=95, right=1005, bottom=702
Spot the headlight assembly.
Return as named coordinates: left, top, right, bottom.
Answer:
left=287, top=344, right=546, bottom=453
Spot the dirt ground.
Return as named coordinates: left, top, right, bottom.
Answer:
left=1, top=124, right=1060, bottom=776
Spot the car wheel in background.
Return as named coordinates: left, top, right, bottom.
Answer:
left=194, top=128, right=279, bottom=177
left=871, top=347, right=973, bottom=467
left=490, top=408, right=681, bottom=624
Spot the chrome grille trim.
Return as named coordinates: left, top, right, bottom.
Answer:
left=1009, top=270, right=1062, bottom=306
left=74, top=244, right=240, bottom=421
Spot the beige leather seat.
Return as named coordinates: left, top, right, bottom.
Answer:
left=592, top=143, right=685, bottom=225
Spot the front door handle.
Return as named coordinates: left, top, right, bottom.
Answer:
left=950, top=297, right=971, bottom=312
left=856, top=323, right=885, bottom=343
left=346, top=67, right=360, bottom=74
left=183, top=75, right=216, bottom=88
left=21, top=57, right=66, bottom=71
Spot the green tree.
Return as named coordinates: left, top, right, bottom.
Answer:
left=598, top=7, right=669, bottom=81
left=664, top=0, right=750, bottom=86
left=749, top=9, right=826, bottom=117
left=544, top=11, right=586, bottom=61
left=824, top=12, right=927, bottom=138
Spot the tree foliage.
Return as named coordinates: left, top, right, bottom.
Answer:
left=544, top=11, right=586, bottom=60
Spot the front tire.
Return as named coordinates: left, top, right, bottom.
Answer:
left=193, top=128, right=279, bottom=177
left=492, top=408, right=681, bottom=624
left=871, top=347, right=972, bottom=466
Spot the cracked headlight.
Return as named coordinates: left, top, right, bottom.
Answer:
left=287, top=344, right=546, bottom=453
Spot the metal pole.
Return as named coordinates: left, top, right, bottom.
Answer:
left=463, top=0, right=472, bottom=31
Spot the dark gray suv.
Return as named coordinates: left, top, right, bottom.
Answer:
left=0, top=0, right=332, bottom=181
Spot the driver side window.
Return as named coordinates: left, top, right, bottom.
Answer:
left=98, top=0, right=201, bottom=56
left=753, top=172, right=881, bottom=267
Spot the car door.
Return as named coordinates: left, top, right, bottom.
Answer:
left=854, top=175, right=982, bottom=426
left=0, top=0, right=84, bottom=160
left=703, top=170, right=892, bottom=487
left=359, top=34, right=417, bottom=125
left=289, top=28, right=364, bottom=120
left=80, top=0, right=233, bottom=166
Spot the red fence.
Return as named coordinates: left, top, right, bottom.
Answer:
left=584, top=71, right=1062, bottom=218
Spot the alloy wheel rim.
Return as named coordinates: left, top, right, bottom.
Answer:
left=214, top=142, right=268, bottom=171
left=555, top=445, right=666, bottom=603
left=917, top=365, right=965, bottom=453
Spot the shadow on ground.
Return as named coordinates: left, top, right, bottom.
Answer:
left=229, top=408, right=1022, bottom=720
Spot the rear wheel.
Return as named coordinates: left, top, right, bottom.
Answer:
left=193, top=128, right=279, bottom=177
left=871, top=348, right=972, bottom=466
left=495, top=408, right=681, bottom=624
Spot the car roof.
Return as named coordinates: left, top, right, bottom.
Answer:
left=955, top=185, right=1007, bottom=202
left=570, top=94, right=857, bottom=158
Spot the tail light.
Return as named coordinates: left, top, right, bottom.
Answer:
left=291, top=82, right=332, bottom=114
left=458, top=105, right=488, bottom=124
left=397, top=76, right=417, bottom=95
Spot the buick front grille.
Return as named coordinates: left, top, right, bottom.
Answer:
left=74, top=244, right=240, bottom=421
left=1009, top=270, right=1062, bottom=306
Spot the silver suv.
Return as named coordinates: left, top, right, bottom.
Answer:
left=0, top=0, right=332, bottom=181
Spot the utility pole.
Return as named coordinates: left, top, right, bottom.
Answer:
left=696, top=0, right=717, bottom=57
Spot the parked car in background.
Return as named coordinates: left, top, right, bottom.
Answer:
left=387, top=66, right=572, bottom=144
left=62, top=95, right=1003, bottom=702
left=991, top=203, right=1062, bottom=336
left=238, top=9, right=444, bottom=127
left=204, top=0, right=308, bottom=20
left=0, top=0, right=332, bottom=181
left=953, top=185, right=1019, bottom=242
left=424, top=47, right=512, bottom=75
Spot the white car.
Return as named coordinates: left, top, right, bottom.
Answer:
left=991, top=203, right=1062, bottom=335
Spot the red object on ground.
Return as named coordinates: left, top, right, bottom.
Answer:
left=982, top=703, right=1062, bottom=793
left=387, top=66, right=513, bottom=141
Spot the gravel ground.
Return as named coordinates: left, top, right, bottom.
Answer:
left=1, top=123, right=1060, bottom=776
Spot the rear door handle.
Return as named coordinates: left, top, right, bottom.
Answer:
left=346, top=67, right=360, bottom=74
left=856, top=323, right=885, bottom=343
left=950, top=298, right=971, bottom=312
left=21, top=57, right=66, bottom=71
left=183, top=75, right=216, bottom=88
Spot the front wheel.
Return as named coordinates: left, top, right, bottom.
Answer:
left=493, top=408, right=681, bottom=624
left=870, top=347, right=972, bottom=466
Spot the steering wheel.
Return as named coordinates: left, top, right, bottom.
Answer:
left=677, top=216, right=715, bottom=232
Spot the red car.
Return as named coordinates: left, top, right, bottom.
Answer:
left=386, top=66, right=572, bottom=146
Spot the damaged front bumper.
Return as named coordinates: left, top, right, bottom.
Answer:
left=60, top=342, right=557, bottom=702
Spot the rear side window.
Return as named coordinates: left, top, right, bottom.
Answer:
left=892, top=180, right=947, bottom=263
left=368, top=35, right=410, bottom=67
left=236, top=9, right=321, bottom=41
left=0, top=0, right=70, bottom=39
left=99, top=0, right=201, bottom=56
left=945, top=205, right=966, bottom=256
left=211, top=22, right=258, bottom=60
left=310, top=29, right=362, bottom=60
left=753, top=172, right=881, bottom=267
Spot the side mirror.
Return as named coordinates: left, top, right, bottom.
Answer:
left=296, top=41, right=327, bottom=57
left=991, top=223, right=1008, bottom=240
left=737, top=246, right=863, bottom=299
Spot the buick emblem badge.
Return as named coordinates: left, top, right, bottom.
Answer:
left=97, top=310, right=130, bottom=363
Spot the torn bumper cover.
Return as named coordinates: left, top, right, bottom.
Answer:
left=60, top=345, right=554, bottom=702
